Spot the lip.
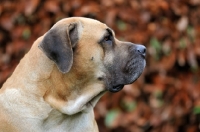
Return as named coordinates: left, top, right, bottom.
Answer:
left=86, top=90, right=106, bottom=107
left=141, top=54, right=146, bottom=59
left=109, top=84, right=124, bottom=93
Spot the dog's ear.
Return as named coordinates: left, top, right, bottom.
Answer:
left=39, top=23, right=79, bottom=73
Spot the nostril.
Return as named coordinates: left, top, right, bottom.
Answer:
left=136, top=45, right=146, bottom=55
left=137, top=48, right=146, bottom=54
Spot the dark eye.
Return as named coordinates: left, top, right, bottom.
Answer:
left=104, top=35, right=112, bottom=42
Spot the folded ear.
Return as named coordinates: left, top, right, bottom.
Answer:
left=39, top=22, right=79, bottom=73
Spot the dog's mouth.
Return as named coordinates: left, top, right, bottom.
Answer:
left=86, top=90, right=106, bottom=107
left=109, top=84, right=124, bottom=93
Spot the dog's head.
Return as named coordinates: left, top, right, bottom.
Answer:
left=39, top=17, right=146, bottom=114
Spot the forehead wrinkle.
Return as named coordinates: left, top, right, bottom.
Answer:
left=80, top=25, right=108, bottom=43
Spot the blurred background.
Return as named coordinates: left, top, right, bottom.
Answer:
left=0, top=0, right=200, bottom=132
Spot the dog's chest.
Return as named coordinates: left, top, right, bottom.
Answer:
left=43, top=110, right=98, bottom=132
left=0, top=89, right=98, bottom=132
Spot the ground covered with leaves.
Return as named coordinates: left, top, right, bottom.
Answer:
left=0, top=0, right=200, bottom=132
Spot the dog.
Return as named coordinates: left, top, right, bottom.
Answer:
left=0, top=17, right=146, bottom=132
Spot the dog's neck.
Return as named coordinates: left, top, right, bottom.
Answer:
left=0, top=37, right=99, bottom=131
left=1, top=37, right=53, bottom=94
left=42, top=109, right=98, bottom=132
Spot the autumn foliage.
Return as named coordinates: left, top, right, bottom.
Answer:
left=0, top=0, right=200, bottom=132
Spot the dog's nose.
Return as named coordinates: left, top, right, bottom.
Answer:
left=136, top=45, right=146, bottom=56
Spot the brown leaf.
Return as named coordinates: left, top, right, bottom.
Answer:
left=24, top=0, right=40, bottom=15
left=44, top=0, right=60, bottom=13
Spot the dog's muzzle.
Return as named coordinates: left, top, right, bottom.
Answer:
left=108, top=44, right=146, bottom=93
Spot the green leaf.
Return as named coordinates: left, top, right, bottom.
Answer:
left=105, top=109, right=120, bottom=128
left=179, top=38, right=187, bottom=49
left=190, top=64, right=199, bottom=73
left=121, top=100, right=137, bottom=112
left=22, top=28, right=31, bottom=40
left=153, top=90, right=164, bottom=107
left=117, top=20, right=127, bottom=31
left=153, top=90, right=163, bottom=99
left=193, top=106, right=200, bottom=114
left=150, top=37, right=162, bottom=60
left=187, top=25, right=195, bottom=42
left=15, top=14, right=26, bottom=24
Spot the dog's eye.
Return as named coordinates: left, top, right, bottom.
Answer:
left=103, top=35, right=112, bottom=43
left=104, top=36, right=111, bottom=41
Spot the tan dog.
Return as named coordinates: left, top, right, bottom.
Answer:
left=0, top=17, right=146, bottom=132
